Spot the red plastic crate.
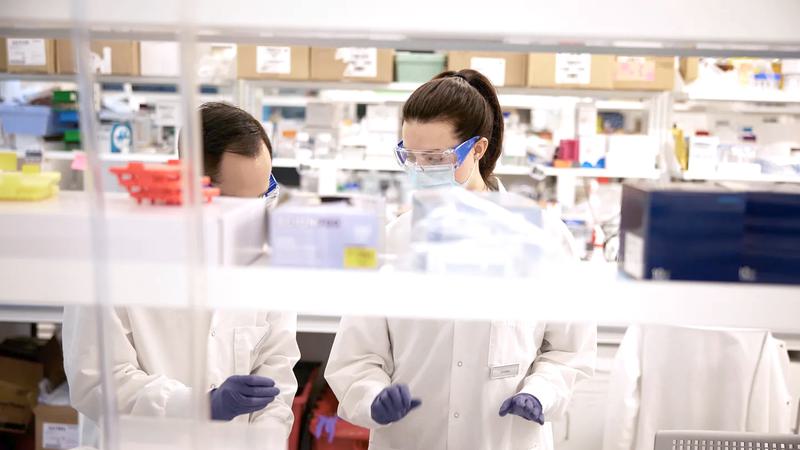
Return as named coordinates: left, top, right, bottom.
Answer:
left=109, top=160, right=220, bottom=205
left=288, top=369, right=316, bottom=450
left=308, top=388, right=369, bottom=450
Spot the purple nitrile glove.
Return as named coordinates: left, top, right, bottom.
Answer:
left=210, top=375, right=280, bottom=421
left=370, top=384, right=422, bottom=425
left=498, top=393, right=544, bottom=425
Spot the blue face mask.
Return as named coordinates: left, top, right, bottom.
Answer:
left=398, top=137, right=480, bottom=190
left=407, top=164, right=458, bottom=189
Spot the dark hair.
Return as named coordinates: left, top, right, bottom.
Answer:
left=197, top=102, right=272, bottom=182
left=402, top=69, right=503, bottom=184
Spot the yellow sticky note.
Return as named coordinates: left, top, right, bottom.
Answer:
left=343, top=247, right=378, bottom=269
left=21, top=164, right=41, bottom=174
left=0, top=152, right=17, bottom=172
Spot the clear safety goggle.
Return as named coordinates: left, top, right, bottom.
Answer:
left=394, top=136, right=480, bottom=170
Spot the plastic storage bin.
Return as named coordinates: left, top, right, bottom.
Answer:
left=0, top=105, right=60, bottom=136
left=288, top=369, right=315, bottom=450
left=0, top=171, right=61, bottom=201
left=395, top=52, right=446, bottom=83
left=309, top=387, right=369, bottom=450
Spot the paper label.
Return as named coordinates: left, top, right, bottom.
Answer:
left=555, top=53, right=592, bottom=85
left=43, top=422, right=79, bottom=450
left=623, top=232, right=645, bottom=279
left=256, top=46, right=292, bottom=74
left=8, top=38, right=47, bottom=66
left=90, top=46, right=112, bottom=74
left=615, top=57, right=656, bottom=82
left=140, top=41, right=180, bottom=77
left=154, top=102, right=180, bottom=126
left=470, top=57, right=506, bottom=86
left=335, top=48, right=378, bottom=78
left=343, top=247, right=377, bottom=269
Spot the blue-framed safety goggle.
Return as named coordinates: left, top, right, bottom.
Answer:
left=262, top=173, right=279, bottom=199
left=394, top=136, right=480, bottom=170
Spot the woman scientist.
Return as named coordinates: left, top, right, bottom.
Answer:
left=62, top=102, right=297, bottom=440
left=325, top=70, right=596, bottom=450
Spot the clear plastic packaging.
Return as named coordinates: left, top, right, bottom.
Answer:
left=403, top=187, right=569, bottom=277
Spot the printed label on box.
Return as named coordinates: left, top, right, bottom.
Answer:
left=615, top=57, right=656, bottom=82
left=140, top=41, right=180, bottom=77
left=623, top=232, right=645, bottom=279
left=470, top=57, right=506, bottom=87
left=91, top=46, right=112, bottom=74
left=343, top=247, right=377, bottom=269
left=256, top=46, right=292, bottom=74
left=335, top=48, right=378, bottom=78
left=555, top=53, right=592, bottom=85
left=8, top=39, right=47, bottom=66
left=155, top=102, right=180, bottom=127
left=43, top=422, right=79, bottom=450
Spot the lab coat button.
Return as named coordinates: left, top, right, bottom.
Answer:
left=210, top=384, right=216, bottom=390
left=453, top=412, right=459, bottom=418
left=457, top=361, right=463, bottom=367
left=210, top=329, right=216, bottom=337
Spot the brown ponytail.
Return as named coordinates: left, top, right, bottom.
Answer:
left=402, top=69, right=504, bottom=184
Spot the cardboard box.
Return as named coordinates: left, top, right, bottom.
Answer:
left=139, top=41, right=180, bottom=77
left=237, top=45, right=309, bottom=80
left=0, top=355, right=43, bottom=433
left=527, top=53, right=614, bottom=89
left=447, top=51, right=527, bottom=87
left=7, top=39, right=56, bottom=74
left=310, top=47, right=394, bottom=83
left=34, top=405, right=78, bottom=450
left=680, top=57, right=700, bottom=84
left=55, top=39, right=140, bottom=76
left=0, top=38, right=7, bottom=72
left=613, top=56, right=675, bottom=91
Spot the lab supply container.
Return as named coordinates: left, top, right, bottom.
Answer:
left=742, top=185, right=800, bottom=284
left=308, top=387, right=369, bottom=450
left=55, top=109, right=79, bottom=124
left=619, top=182, right=747, bottom=282
left=0, top=105, right=59, bottom=136
left=0, top=171, right=61, bottom=201
left=288, top=370, right=315, bottom=450
left=394, top=52, right=446, bottom=83
left=52, top=91, right=78, bottom=104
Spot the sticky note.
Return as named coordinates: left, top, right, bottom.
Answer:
left=343, top=247, right=378, bottom=269
left=71, top=152, right=87, bottom=171
left=0, top=151, right=17, bottom=172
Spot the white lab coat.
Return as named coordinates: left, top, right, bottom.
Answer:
left=602, top=325, right=794, bottom=450
left=62, top=306, right=300, bottom=440
left=326, top=180, right=596, bottom=450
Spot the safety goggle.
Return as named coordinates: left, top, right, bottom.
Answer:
left=394, top=136, right=480, bottom=170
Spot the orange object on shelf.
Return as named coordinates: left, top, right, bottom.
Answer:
left=109, top=160, right=220, bottom=205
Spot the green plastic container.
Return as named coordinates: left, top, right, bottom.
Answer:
left=63, top=129, right=81, bottom=143
left=53, top=91, right=78, bottom=104
left=395, top=52, right=446, bottom=83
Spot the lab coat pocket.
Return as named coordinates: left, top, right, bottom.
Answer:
left=488, top=321, right=542, bottom=374
left=233, top=325, right=271, bottom=375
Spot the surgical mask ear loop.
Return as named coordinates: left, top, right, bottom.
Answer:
left=455, top=158, right=478, bottom=186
